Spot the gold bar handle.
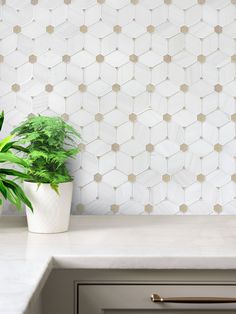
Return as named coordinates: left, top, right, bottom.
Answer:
left=151, top=294, right=236, bottom=304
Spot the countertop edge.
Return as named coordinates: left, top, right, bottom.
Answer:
left=23, top=258, right=53, bottom=314
left=2, top=215, right=236, bottom=314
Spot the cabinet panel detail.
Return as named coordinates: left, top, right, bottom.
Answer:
left=78, top=285, right=236, bottom=314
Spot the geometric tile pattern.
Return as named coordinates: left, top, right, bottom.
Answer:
left=0, top=0, right=236, bottom=215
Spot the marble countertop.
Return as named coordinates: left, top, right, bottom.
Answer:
left=1, top=215, right=236, bottom=314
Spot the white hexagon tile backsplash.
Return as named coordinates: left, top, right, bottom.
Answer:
left=0, top=0, right=236, bottom=215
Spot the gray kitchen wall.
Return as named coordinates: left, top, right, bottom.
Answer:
left=0, top=0, right=236, bottom=215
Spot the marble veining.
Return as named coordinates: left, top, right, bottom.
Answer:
left=1, top=216, right=236, bottom=313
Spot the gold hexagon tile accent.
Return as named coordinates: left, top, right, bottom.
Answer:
left=197, top=113, right=206, bottom=122
left=94, top=173, right=102, bottom=182
left=28, top=113, right=35, bottom=119
left=214, top=25, right=222, bottom=34
left=180, top=25, right=189, bottom=33
left=112, top=143, right=120, bottom=152
left=128, top=174, right=136, bottom=182
left=129, top=54, right=138, bottom=63
left=45, top=84, right=53, bottom=92
left=79, top=84, right=87, bottom=92
left=197, top=174, right=205, bottom=182
left=78, top=143, right=85, bottom=152
left=76, top=203, right=85, bottom=213
left=95, top=113, right=103, bottom=122
left=180, top=84, right=188, bottom=92
left=214, top=143, right=222, bottom=152
left=197, top=54, right=206, bottom=63
left=13, top=25, right=21, bottom=34
left=111, top=204, right=119, bottom=213
left=215, top=84, right=223, bottom=93
left=163, top=113, right=171, bottom=122
left=231, top=0, right=236, bottom=4
left=80, top=25, right=88, bottom=33
left=129, top=113, right=137, bottom=122
left=144, top=204, right=153, bottom=213
left=61, top=113, right=69, bottom=121
left=164, top=0, right=171, bottom=4
left=31, top=0, right=38, bottom=4
left=113, top=25, right=122, bottom=34
left=11, top=84, right=20, bottom=92
left=131, top=0, right=139, bottom=4
left=163, top=55, right=172, bottom=63
left=147, top=25, right=155, bottom=33
left=231, top=55, right=236, bottom=63
left=146, top=84, right=155, bottom=93
left=112, top=84, right=120, bottom=92
left=0, top=55, right=4, bottom=63
left=231, top=113, right=236, bottom=122
left=180, top=143, right=188, bottom=152
left=62, top=55, right=71, bottom=63
left=179, top=204, right=188, bottom=213
left=231, top=174, right=236, bottom=182
left=29, top=54, right=37, bottom=63
left=64, top=0, right=71, bottom=4
left=96, top=54, right=104, bottom=63
left=198, top=0, right=205, bottom=4
left=214, top=204, right=222, bottom=214
left=46, top=25, right=54, bottom=34
left=162, top=174, right=170, bottom=182
left=146, top=143, right=154, bottom=152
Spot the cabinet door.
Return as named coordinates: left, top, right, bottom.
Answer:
left=78, top=285, right=236, bottom=314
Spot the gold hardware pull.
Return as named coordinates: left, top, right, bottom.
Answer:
left=151, top=294, right=236, bottom=304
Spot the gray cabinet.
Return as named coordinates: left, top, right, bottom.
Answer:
left=78, top=284, right=236, bottom=314
left=42, top=269, right=236, bottom=314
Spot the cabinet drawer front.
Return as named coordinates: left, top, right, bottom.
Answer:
left=78, top=285, right=236, bottom=313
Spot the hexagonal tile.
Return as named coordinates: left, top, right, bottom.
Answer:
left=157, top=21, right=179, bottom=38
left=121, top=139, right=144, bottom=156
left=54, top=80, right=77, bottom=97
left=71, top=50, right=94, bottom=67
left=86, top=139, right=111, bottom=156
left=139, top=51, right=162, bottom=67
left=122, top=21, right=146, bottom=38
left=105, top=50, right=129, bottom=67
left=89, top=21, right=112, bottom=38
left=103, top=170, right=127, bottom=187
left=173, top=110, right=196, bottom=127
left=156, top=140, right=179, bottom=157
left=122, top=80, right=146, bottom=97
left=157, top=80, right=179, bottom=97
left=189, top=140, right=213, bottom=157
left=104, top=109, right=128, bottom=127
left=88, top=80, right=110, bottom=97
left=70, top=109, right=94, bottom=127
left=138, top=110, right=162, bottom=127
left=5, top=50, right=27, bottom=67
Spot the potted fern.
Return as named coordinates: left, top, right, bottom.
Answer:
left=12, top=115, right=80, bottom=233
left=0, top=111, right=33, bottom=214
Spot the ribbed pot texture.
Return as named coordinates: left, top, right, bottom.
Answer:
left=24, top=181, right=73, bottom=233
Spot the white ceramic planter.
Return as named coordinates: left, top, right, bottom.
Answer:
left=24, top=181, right=73, bottom=233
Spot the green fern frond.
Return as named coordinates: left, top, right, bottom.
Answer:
left=12, top=115, right=81, bottom=189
